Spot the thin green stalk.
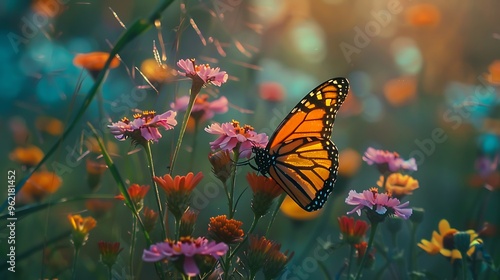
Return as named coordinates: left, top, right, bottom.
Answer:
left=461, top=257, right=468, bottom=280
left=228, top=150, right=240, bottom=219
left=265, top=193, right=286, bottom=236
left=71, top=247, right=80, bottom=280
left=346, top=245, right=355, bottom=279
left=354, top=222, right=379, bottom=280
left=189, top=120, right=199, bottom=171
left=174, top=216, right=182, bottom=241
left=170, top=84, right=202, bottom=174
left=143, top=141, right=167, bottom=240
left=129, top=214, right=138, bottom=278
left=409, top=222, right=418, bottom=279
left=107, top=265, right=112, bottom=280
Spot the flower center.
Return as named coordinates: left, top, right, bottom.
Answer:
left=133, top=110, right=156, bottom=122
left=442, top=232, right=456, bottom=250
left=231, top=120, right=255, bottom=137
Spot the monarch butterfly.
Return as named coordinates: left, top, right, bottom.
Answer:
left=252, top=77, right=349, bottom=211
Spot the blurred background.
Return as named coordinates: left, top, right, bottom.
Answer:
left=1, top=0, right=500, bottom=279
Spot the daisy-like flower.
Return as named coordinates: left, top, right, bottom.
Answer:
left=208, top=215, right=244, bottom=244
left=345, top=188, right=413, bottom=222
left=68, top=214, right=97, bottom=249
left=362, top=147, right=417, bottom=173
left=153, top=172, right=204, bottom=220
left=108, top=110, right=177, bottom=144
left=177, top=58, right=228, bottom=87
left=245, top=235, right=274, bottom=277
left=115, top=184, right=150, bottom=212
left=338, top=216, right=369, bottom=245
left=17, top=171, right=62, bottom=204
left=377, top=173, right=419, bottom=199
left=9, top=145, right=44, bottom=167
left=140, top=58, right=176, bottom=87
left=205, top=120, right=268, bottom=159
left=73, top=52, right=120, bottom=79
left=247, top=172, right=283, bottom=217
left=142, top=237, right=229, bottom=277
left=171, top=94, right=228, bottom=124
left=98, top=241, right=123, bottom=269
left=417, top=219, right=482, bottom=262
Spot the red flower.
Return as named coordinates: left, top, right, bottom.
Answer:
left=338, top=216, right=369, bottom=245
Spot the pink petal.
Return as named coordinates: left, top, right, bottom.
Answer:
left=183, top=256, right=200, bottom=277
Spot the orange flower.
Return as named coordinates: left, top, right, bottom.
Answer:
left=247, top=172, right=283, bottom=216
left=9, top=145, right=44, bottom=166
left=383, top=77, right=417, bottom=107
left=406, top=3, right=441, bottom=27
left=36, top=116, right=64, bottom=136
left=153, top=172, right=204, bottom=219
left=280, top=195, right=322, bottom=220
left=115, top=184, right=150, bottom=212
left=208, top=215, right=244, bottom=244
left=73, top=52, right=120, bottom=79
left=180, top=209, right=199, bottom=237
left=142, top=207, right=159, bottom=233
left=338, top=216, right=369, bottom=245
left=17, top=171, right=62, bottom=204
left=86, top=159, right=107, bottom=191
left=338, top=148, right=362, bottom=177
left=85, top=199, right=114, bottom=218
left=377, top=173, right=419, bottom=199
left=485, top=60, right=500, bottom=85
left=140, top=59, right=175, bottom=86
left=68, top=214, right=97, bottom=248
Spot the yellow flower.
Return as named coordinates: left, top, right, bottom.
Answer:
left=68, top=214, right=97, bottom=248
left=418, top=219, right=481, bottom=262
left=140, top=59, right=175, bottom=85
left=377, top=173, right=419, bottom=198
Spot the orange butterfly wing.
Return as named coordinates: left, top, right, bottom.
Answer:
left=253, top=78, right=349, bottom=211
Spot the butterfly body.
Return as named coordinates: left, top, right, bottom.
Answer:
left=252, top=78, right=349, bottom=211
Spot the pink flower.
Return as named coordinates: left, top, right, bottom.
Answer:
left=108, top=110, right=177, bottom=144
left=363, top=147, right=417, bottom=173
left=259, top=82, right=286, bottom=102
left=108, top=117, right=134, bottom=141
left=345, top=188, right=412, bottom=220
left=142, top=237, right=229, bottom=277
left=205, top=120, right=268, bottom=159
left=177, top=58, right=228, bottom=87
left=171, top=94, right=228, bottom=122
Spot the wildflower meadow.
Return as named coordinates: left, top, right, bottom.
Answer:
left=1, top=0, right=500, bottom=279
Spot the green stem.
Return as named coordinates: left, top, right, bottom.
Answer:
left=143, top=141, right=167, bottom=240
left=174, top=215, right=182, bottom=241
left=346, top=245, right=355, bottom=279
left=354, top=222, right=379, bottom=280
left=461, top=257, right=468, bottom=280
left=129, top=214, right=138, bottom=278
left=265, top=193, right=286, bottom=236
left=229, top=214, right=260, bottom=259
left=409, top=221, right=418, bottom=279
left=228, top=149, right=240, bottom=219
left=107, top=265, right=113, bottom=280
left=71, top=247, right=80, bottom=280
left=189, top=120, right=199, bottom=171
left=170, top=84, right=202, bottom=174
